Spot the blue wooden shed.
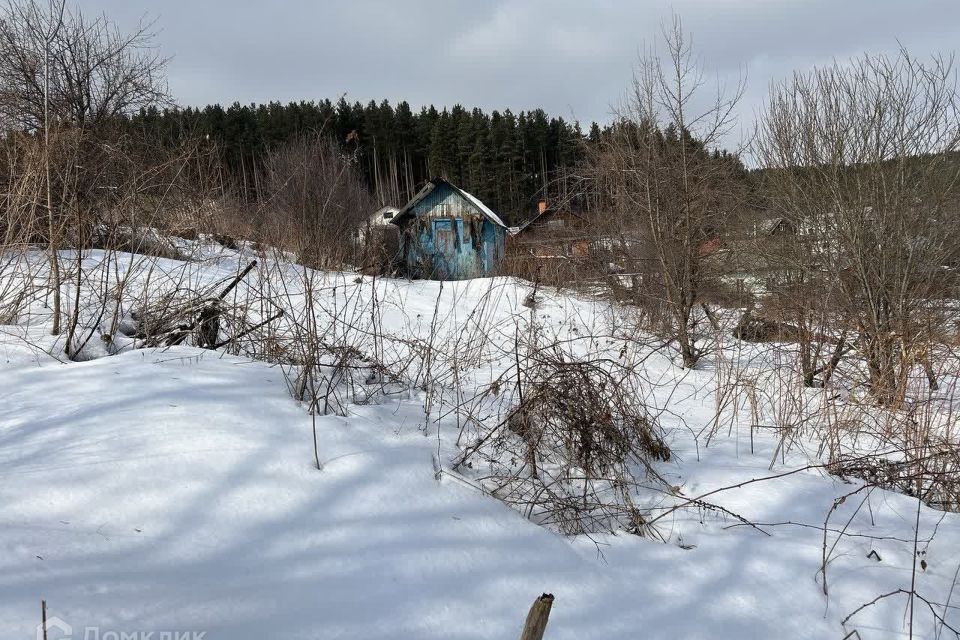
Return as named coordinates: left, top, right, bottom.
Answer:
left=392, top=178, right=508, bottom=280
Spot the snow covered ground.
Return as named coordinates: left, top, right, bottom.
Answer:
left=2, top=243, right=959, bottom=639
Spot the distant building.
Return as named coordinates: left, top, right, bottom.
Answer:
left=757, top=216, right=798, bottom=237
left=357, top=205, right=400, bottom=244
left=511, top=200, right=590, bottom=258
left=372, top=205, right=400, bottom=225
left=391, top=178, right=508, bottom=280
left=504, top=200, right=600, bottom=284
left=355, top=205, right=401, bottom=273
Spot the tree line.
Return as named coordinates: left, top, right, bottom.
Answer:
left=128, top=99, right=592, bottom=224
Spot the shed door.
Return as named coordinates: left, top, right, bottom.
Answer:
left=482, top=220, right=497, bottom=273
left=432, top=219, right=455, bottom=278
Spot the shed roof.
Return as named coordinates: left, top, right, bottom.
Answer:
left=392, top=178, right=507, bottom=229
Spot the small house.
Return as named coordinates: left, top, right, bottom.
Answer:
left=391, top=178, right=508, bottom=280
left=505, top=201, right=597, bottom=284
left=355, top=205, right=401, bottom=273
left=372, top=205, right=400, bottom=225
left=758, top=216, right=798, bottom=237
left=357, top=205, right=400, bottom=245
left=511, top=201, right=590, bottom=258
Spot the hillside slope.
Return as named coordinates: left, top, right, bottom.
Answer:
left=1, top=246, right=958, bottom=639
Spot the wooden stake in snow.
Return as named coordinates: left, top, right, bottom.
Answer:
left=41, top=599, right=47, bottom=640
left=518, top=593, right=554, bottom=640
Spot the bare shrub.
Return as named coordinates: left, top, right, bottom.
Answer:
left=456, top=339, right=671, bottom=536
left=0, top=132, right=47, bottom=324
left=260, top=134, right=375, bottom=270
left=356, top=224, right=400, bottom=275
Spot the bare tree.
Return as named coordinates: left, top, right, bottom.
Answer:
left=0, top=0, right=170, bottom=335
left=755, top=48, right=960, bottom=405
left=0, top=0, right=170, bottom=130
left=261, top=134, right=375, bottom=270
left=587, top=15, right=746, bottom=367
left=41, top=0, right=64, bottom=333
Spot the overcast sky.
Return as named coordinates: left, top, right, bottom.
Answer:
left=86, top=0, right=960, bottom=148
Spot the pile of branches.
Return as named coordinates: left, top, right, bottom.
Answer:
left=457, top=347, right=671, bottom=536
left=123, top=261, right=283, bottom=352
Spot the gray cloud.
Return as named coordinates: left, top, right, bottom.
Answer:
left=86, top=0, right=960, bottom=146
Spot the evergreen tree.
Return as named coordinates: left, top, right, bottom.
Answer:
left=126, top=96, right=595, bottom=222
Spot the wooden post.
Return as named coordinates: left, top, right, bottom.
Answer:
left=518, top=593, right=554, bottom=640
left=41, top=599, right=47, bottom=640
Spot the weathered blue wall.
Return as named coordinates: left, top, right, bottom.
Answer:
left=400, top=183, right=505, bottom=280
